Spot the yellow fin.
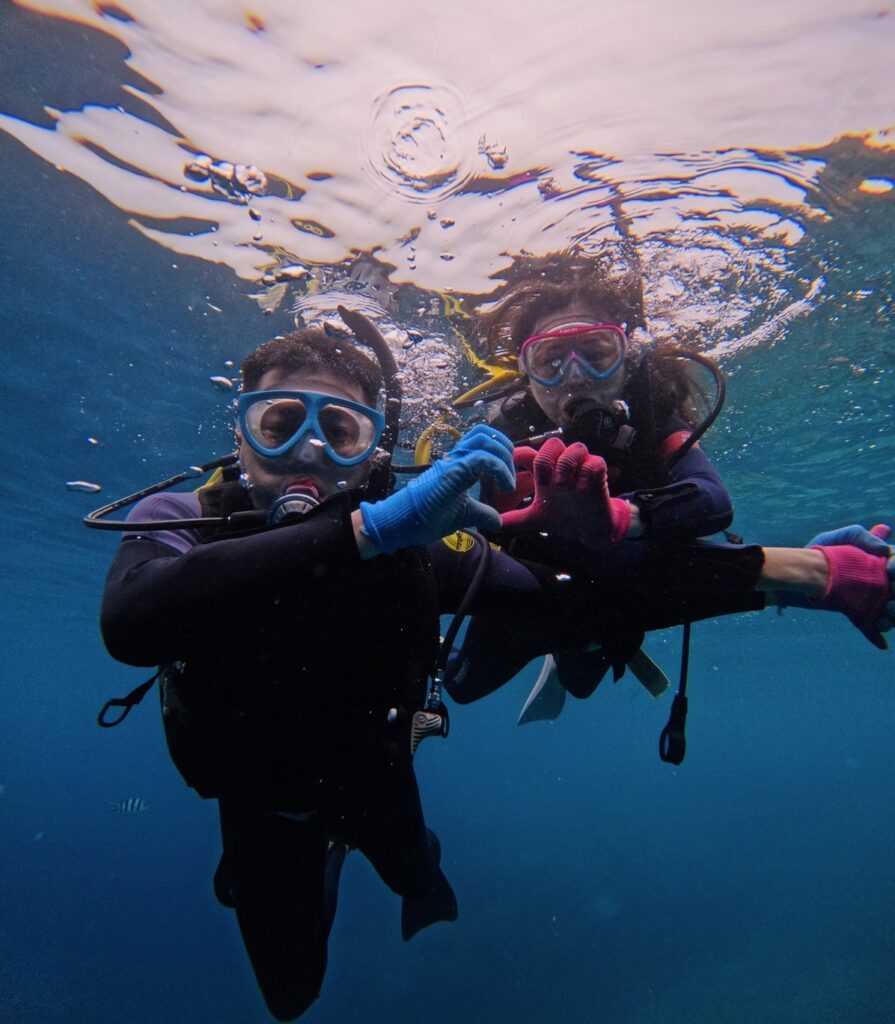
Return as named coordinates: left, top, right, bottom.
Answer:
left=627, top=648, right=670, bottom=698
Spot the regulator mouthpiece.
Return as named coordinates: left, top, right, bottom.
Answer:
left=563, top=399, right=634, bottom=452
left=267, top=492, right=320, bottom=525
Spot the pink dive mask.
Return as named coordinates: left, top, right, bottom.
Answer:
left=518, top=323, right=627, bottom=387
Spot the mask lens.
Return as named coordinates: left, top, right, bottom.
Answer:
left=572, top=329, right=624, bottom=372
left=318, top=403, right=377, bottom=459
left=527, top=337, right=569, bottom=381
left=247, top=397, right=308, bottom=451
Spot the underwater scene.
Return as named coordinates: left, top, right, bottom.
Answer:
left=1, top=1, right=894, bottom=1021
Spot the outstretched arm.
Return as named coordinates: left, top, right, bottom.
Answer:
left=758, top=524, right=895, bottom=648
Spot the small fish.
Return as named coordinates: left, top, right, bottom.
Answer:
left=110, top=797, right=148, bottom=814
left=250, top=281, right=288, bottom=313
left=66, top=480, right=102, bottom=493
left=209, top=375, right=235, bottom=390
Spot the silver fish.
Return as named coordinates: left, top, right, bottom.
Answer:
left=110, top=797, right=148, bottom=814
left=250, top=281, right=289, bottom=313
left=66, top=480, right=102, bottom=493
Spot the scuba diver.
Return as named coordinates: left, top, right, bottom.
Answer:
left=97, top=314, right=518, bottom=1021
left=442, top=253, right=895, bottom=725
left=471, top=252, right=733, bottom=548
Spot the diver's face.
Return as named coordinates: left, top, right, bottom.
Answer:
left=525, top=303, right=627, bottom=428
left=236, top=368, right=374, bottom=511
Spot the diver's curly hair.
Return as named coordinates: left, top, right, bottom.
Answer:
left=475, top=252, right=704, bottom=430
left=475, top=252, right=646, bottom=356
left=241, top=328, right=382, bottom=405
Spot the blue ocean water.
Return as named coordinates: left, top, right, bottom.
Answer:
left=2, top=3, right=894, bottom=1022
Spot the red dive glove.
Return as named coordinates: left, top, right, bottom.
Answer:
left=811, top=523, right=894, bottom=650
left=499, top=438, right=631, bottom=549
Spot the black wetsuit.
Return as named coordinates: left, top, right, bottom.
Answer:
left=101, top=485, right=454, bottom=1021
left=100, top=472, right=767, bottom=1014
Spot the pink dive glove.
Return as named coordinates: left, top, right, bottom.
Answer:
left=499, top=438, right=631, bottom=550
left=812, top=524, right=893, bottom=649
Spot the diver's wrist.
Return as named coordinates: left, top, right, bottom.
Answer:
left=352, top=508, right=380, bottom=560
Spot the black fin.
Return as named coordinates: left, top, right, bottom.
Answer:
left=401, top=830, right=458, bottom=941
left=401, top=868, right=458, bottom=941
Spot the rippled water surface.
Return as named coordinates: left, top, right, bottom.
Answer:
left=1, top=1, right=894, bottom=1022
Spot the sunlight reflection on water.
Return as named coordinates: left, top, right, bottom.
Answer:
left=3, top=0, right=892, bottom=299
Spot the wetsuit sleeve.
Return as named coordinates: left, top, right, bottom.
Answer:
left=101, top=501, right=362, bottom=667
left=427, top=537, right=551, bottom=615
left=122, top=491, right=204, bottom=554
left=620, top=420, right=733, bottom=541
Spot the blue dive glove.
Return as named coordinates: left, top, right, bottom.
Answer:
left=805, top=523, right=893, bottom=557
left=360, top=423, right=515, bottom=554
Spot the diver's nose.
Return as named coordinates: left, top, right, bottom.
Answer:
left=563, top=356, right=589, bottom=384
left=286, top=433, right=328, bottom=467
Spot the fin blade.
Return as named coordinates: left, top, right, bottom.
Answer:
left=517, top=655, right=566, bottom=724
left=401, top=869, right=458, bottom=941
left=627, top=648, right=670, bottom=697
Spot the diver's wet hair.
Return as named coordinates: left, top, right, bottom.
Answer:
left=241, top=328, right=383, bottom=405
left=475, top=252, right=646, bottom=358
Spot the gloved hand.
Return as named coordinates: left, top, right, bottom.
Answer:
left=499, top=438, right=631, bottom=549
left=806, top=523, right=893, bottom=556
left=360, top=423, right=515, bottom=554
left=810, top=523, right=895, bottom=649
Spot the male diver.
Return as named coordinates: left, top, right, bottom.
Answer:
left=99, top=320, right=517, bottom=1021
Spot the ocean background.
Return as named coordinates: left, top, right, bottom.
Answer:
left=1, top=1, right=894, bottom=1021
